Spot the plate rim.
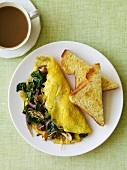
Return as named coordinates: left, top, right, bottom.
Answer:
left=8, top=41, right=123, bottom=156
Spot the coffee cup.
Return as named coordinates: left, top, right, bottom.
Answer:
left=0, top=1, right=40, bottom=50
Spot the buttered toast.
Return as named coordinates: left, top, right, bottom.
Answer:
left=69, top=64, right=104, bottom=126
left=61, top=50, right=119, bottom=91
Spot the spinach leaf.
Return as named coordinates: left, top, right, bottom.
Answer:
left=41, top=76, right=46, bottom=84
left=25, top=91, right=34, bottom=102
left=37, top=117, right=45, bottom=124
left=36, top=102, right=42, bottom=111
left=45, top=112, right=51, bottom=119
left=27, top=113, right=44, bottom=124
left=50, top=121, right=56, bottom=128
left=58, top=129, right=64, bottom=134
left=33, top=77, right=46, bottom=88
left=16, top=82, right=26, bottom=92
left=79, top=133, right=88, bottom=138
left=27, top=114, right=37, bottom=124
left=31, top=70, right=42, bottom=78
left=28, top=82, right=35, bottom=91
left=33, top=77, right=42, bottom=89
left=22, top=103, right=28, bottom=114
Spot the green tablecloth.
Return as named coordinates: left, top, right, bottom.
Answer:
left=0, top=0, right=126, bottom=169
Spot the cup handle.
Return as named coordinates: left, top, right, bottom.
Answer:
left=29, top=10, right=40, bottom=20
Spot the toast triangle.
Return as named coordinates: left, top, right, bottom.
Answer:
left=69, top=63, right=104, bottom=126
left=61, top=50, right=119, bottom=91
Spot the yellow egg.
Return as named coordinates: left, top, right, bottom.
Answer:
left=31, top=56, right=92, bottom=144
left=38, top=57, right=91, bottom=131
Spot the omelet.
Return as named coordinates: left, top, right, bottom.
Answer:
left=35, top=56, right=91, bottom=143
left=17, top=56, right=91, bottom=144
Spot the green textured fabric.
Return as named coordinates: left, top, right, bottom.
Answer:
left=0, top=0, right=127, bottom=169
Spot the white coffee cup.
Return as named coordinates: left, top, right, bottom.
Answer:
left=0, top=1, right=40, bottom=50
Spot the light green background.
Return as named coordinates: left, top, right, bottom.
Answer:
left=0, top=0, right=126, bottom=169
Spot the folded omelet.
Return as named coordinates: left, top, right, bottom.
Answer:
left=34, top=56, right=91, bottom=143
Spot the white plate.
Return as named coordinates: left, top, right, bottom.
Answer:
left=0, top=0, right=41, bottom=58
left=8, top=41, right=123, bottom=156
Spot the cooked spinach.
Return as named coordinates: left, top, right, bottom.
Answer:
left=31, top=70, right=46, bottom=89
left=27, top=113, right=44, bottom=125
left=27, top=82, right=35, bottom=91
left=47, top=121, right=64, bottom=137
left=79, top=133, right=88, bottom=138
left=31, top=70, right=42, bottom=78
left=16, top=82, right=26, bottom=92
left=27, top=113, right=36, bottom=124
left=47, top=122, right=57, bottom=135
left=36, top=102, right=42, bottom=111
left=33, top=77, right=42, bottom=89
left=57, top=129, right=64, bottom=134
left=22, top=103, right=28, bottom=114
left=17, top=68, right=54, bottom=135
left=44, top=112, right=51, bottom=119
left=41, top=76, right=46, bottom=84
left=25, top=91, right=34, bottom=102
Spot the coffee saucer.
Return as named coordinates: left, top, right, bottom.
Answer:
left=0, top=0, right=41, bottom=59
